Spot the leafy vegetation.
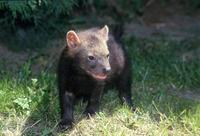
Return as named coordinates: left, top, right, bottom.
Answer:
left=0, top=0, right=77, bottom=28
left=0, top=38, right=199, bottom=135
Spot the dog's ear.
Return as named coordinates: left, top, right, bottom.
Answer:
left=99, top=25, right=109, bottom=41
left=66, top=30, right=81, bottom=48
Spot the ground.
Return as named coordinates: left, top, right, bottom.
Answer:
left=0, top=8, right=200, bottom=136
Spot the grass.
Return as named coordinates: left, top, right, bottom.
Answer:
left=0, top=37, right=200, bottom=135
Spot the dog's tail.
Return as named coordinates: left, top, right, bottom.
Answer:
left=112, top=22, right=124, bottom=43
left=110, top=2, right=125, bottom=43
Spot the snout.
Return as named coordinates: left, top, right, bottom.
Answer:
left=87, top=66, right=111, bottom=80
left=103, top=67, right=111, bottom=74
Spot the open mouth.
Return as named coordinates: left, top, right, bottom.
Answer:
left=91, top=73, right=107, bottom=80
left=86, top=71, right=107, bottom=80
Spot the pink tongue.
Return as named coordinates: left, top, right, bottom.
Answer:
left=93, top=74, right=107, bottom=79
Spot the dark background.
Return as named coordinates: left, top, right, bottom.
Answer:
left=0, top=0, right=200, bottom=50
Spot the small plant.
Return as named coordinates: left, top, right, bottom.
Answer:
left=13, top=97, right=31, bottom=110
left=0, top=0, right=77, bottom=28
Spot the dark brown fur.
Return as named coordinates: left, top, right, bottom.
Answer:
left=57, top=25, right=133, bottom=129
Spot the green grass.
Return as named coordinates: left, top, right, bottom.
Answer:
left=0, top=37, right=200, bottom=135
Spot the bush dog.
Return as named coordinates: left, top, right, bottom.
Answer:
left=57, top=25, right=133, bottom=129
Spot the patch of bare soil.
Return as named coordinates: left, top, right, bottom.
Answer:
left=0, top=40, right=64, bottom=75
left=125, top=0, right=200, bottom=40
left=125, top=15, right=200, bottom=41
left=0, top=45, right=28, bottom=72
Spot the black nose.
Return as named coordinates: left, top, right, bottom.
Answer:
left=103, top=67, right=111, bottom=74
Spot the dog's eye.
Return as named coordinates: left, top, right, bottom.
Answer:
left=88, top=55, right=95, bottom=61
left=106, top=54, right=109, bottom=58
